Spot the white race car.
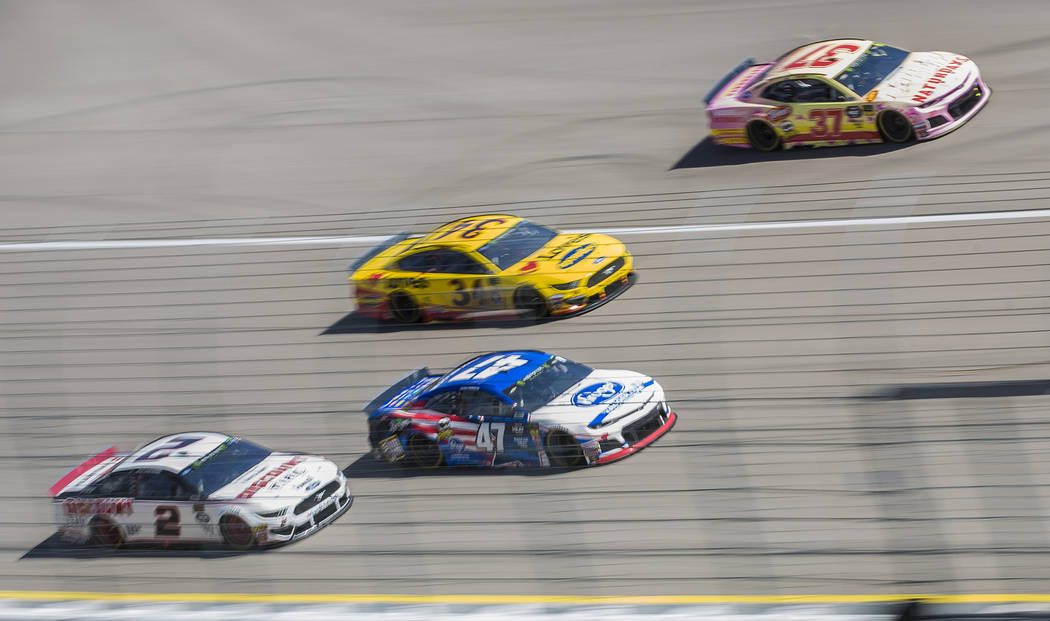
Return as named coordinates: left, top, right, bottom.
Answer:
left=49, top=432, right=352, bottom=549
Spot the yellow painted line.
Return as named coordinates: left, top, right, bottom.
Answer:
left=2, top=591, right=1050, bottom=605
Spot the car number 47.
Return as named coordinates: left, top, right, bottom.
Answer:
left=475, top=422, right=505, bottom=452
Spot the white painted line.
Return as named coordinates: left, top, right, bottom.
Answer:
left=2, top=208, right=1050, bottom=251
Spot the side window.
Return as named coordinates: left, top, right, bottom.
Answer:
left=396, top=251, right=433, bottom=272
left=134, top=470, right=183, bottom=500
left=85, top=471, right=137, bottom=497
left=441, top=251, right=489, bottom=274
left=794, top=80, right=835, bottom=102
left=762, top=80, right=797, bottom=102
left=397, top=249, right=487, bottom=274
left=424, top=391, right=460, bottom=415
left=461, top=391, right=515, bottom=418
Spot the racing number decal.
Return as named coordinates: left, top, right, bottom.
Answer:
left=135, top=437, right=201, bottom=462
left=154, top=505, right=181, bottom=537
left=449, top=354, right=530, bottom=382
left=449, top=278, right=501, bottom=306
left=808, top=109, right=844, bottom=138
left=785, top=44, right=861, bottom=69
left=434, top=218, right=507, bottom=240
left=475, top=422, right=506, bottom=452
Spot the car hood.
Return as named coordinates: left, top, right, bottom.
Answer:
left=209, top=453, right=338, bottom=503
left=531, top=369, right=660, bottom=431
left=507, top=233, right=627, bottom=280
left=873, top=51, right=974, bottom=105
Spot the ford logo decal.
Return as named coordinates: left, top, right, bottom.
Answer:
left=572, top=381, right=623, bottom=407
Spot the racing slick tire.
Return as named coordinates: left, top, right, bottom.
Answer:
left=745, top=120, right=782, bottom=152
left=389, top=290, right=422, bottom=323
left=405, top=434, right=443, bottom=468
left=220, top=514, right=257, bottom=550
left=513, top=286, right=549, bottom=319
left=89, top=516, right=124, bottom=549
left=877, top=110, right=914, bottom=143
left=545, top=430, right=585, bottom=468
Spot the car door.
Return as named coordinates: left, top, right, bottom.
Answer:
left=131, top=469, right=200, bottom=543
left=422, top=249, right=503, bottom=311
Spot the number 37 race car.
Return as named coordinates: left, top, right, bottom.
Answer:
left=705, top=38, right=990, bottom=150
left=364, top=350, right=677, bottom=468
left=49, top=432, right=352, bottom=549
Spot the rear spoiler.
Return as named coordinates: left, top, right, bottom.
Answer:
left=48, top=446, right=122, bottom=497
left=348, top=232, right=412, bottom=273
left=703, top=57, right=757, bottom=104
left=362, top=367, right=434, bottom=414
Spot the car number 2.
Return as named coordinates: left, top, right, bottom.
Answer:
left=475, top=422, right=506, bottom=453
left=155, top=505, right=181, bottom=537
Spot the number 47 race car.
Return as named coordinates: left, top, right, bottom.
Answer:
left=705, top=38, right=991, bottom=150
left=49, top=432, right=352, bottom=549
left=364, top=350, right=677, bottom=468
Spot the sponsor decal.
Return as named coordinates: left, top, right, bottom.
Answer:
left=447, top=437, right=465, bottom=453
left=862, top=104, right=874, bottom=114
left=195, top=511, right=210, bottom=524
left=557, top=244, right=597, bottom=269
left=778, top=120, right=794, bottom=132
left=379, top=435, right=406, bottom=461
left=911, top=56, right=969, bottom=104
left=865, top=90, right=878, bottom=102
left=124, top=523, right=141, bottom=536
left=62, top=498, right=133, bottom=515
left=766, top=105, right=791, bottom=122
left=385, top=277, right=428, bottom=290
left=447, top=453, right=474, bottom=465
left=519, top=261, right=538, bottom=273
left=237, top=456, right=308, bottom=498
left=572, top=381, right=624, bottom=407
left=511, top=422, right=525, bottom=435
left=740, top=90, right=751, bottom=100
left=63, top=515, right=86, bottom=527
left=845, top=105, right=862, bottom=119
left=582, top=439, right=602, bottom=462
left=302, top=480, right=320, bottom=492
left=587, top=379, right=656, bottom=426
left=592, top=256, right=606, bottom=265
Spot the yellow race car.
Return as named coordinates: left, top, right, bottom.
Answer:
left=349, top=215, right=635, bottom=323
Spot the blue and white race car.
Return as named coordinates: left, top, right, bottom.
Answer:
left=363, top=351, right=677, bottom=468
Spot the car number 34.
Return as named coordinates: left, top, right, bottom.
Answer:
left=475, top=422, right=506, bottom=452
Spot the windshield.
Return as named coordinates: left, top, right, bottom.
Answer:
left=504, top=356, right=593, bottom=413
left=179, top=438, right=271, bottom=497
left=477, top=221, right=558, bottom=270
left=834, top=43, right=910, bottom=96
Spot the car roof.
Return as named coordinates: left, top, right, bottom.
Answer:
left=424, top=350, right=555, bottom=396
left=114, top=432, right=235, bottom=474
left=412, top=215, right=525, bottom=250
left=767, top=38, right=874, bottom=80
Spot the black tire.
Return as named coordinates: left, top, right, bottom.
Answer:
left=220, top=514, right=256, bottom=550
left=405, top=434, right=443, bottom=468
left=389, top=290, right=422, bottom=323
left=89, top=516, right=124, bottom=549
left=513, top=286, right=549, bottom=319
left=545, top=430, right=585, bottom=468
left=746, top=120, right=781, bottom=152
left=877, top=110, right=913, bottom=143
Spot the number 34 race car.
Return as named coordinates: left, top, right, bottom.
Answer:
left=49, top=432, right=352, bottom=549
left=705, top=38, right=990, bottom=151
left=349, top=215, right=635, bottom=323
left=364, top=350, right=677, bottom=468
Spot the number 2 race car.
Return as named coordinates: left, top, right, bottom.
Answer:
left=49, top=432, right=352, bottom=549
left=364, top=350, right=677, bottom=468
left=349, top=215, right=635, bottom=323
left=705, top=38, right=990, bottom=150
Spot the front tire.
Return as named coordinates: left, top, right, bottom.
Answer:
left=89, top=516, right=124, bottom=549
left=513, top=286, right=549, bottom=319
left=405, top=434, right=443, bottom=468
left=545, top=430, right=585, bottom=468
left=877, top=110, right=914, bottom=143
left=746, top=120, right=781, bottom=152
left=389, top=290, right=422, bottom=323
left=220, top=515, right=256, bottom=550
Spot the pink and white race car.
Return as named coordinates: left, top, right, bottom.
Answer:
left=705, top=39, right=991, bottom=151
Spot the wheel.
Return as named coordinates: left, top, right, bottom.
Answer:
left=877, top=110, right=913, bottom=143
left=746, top=120, right=781, bottom=152
left=89, top=516, right=124, bottom=548
left=405, top=434, right=443, bottom=468
left=388, top=290, right=422, bottom=323
left=220, top=514, right=256, bottom=549
left=545, top=430, right=585, bottom=468
left=513, top=286, right=549, bottom=318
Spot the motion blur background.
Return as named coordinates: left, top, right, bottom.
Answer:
left=3, top=0, right=1050, bottom=598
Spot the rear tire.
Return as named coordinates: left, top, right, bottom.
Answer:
left=220, top=514, right=256, bottom=550
left=89, top=516, right=124, bottom=549
left=406, top=434, right=443, bottom=468
left=389, top=290, right=422, bottom=323
left=746, top=120, right=781, bottom=152
left=513, top=286, right=549, bottom=319
left=545, top=430, right=585, bottom=468
left=877, top=110, right=914, bottom=143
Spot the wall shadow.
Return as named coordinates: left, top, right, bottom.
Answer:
left=21, top=533, right=265, bottom=559
left=671, top=136, right=914, bottom=169
left=341, top=454, right=579, bottom=479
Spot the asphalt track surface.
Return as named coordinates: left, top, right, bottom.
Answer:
left=3, top=0, right=1050, bottom=599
